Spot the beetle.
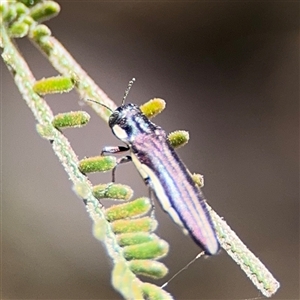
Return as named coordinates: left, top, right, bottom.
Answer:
left=91, top=79, right=220, bottom=255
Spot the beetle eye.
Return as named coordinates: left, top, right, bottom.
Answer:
left=119, top=118, right=127, bottom=127
left=108, top=111, right=119, bottom=127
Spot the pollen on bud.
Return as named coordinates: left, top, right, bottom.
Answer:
left=106, top=197, right=151, bottom=221
left=52, top=111, right=90, bottom=129
left=111, top=217, right=158, bottom=234
left=79, top=156, right=117, bottom=174
left=33, top=76, right=74, bottom=95
left=123, top=240, right=169, bottom=260
left=15, top=2, right=29, bottom=16
left=140, top=98, right=166, bottom=119
left=128, top=260, right=169, bottom=279
left=2, top=3, right=17, bottom=23
left=30, top=24, right=51, bottom=39
left=30, top=1, right=60, bottom=22
left=117, top=232, right=158, bottom=247
left=9, top=22, right=29, bottom=38
left=141, top=282, right=173, bottom=300
left=192, top=173, right=204, bottom=188
left=168, top=130, right=189, bottom=149
left=93, top=183, right=133, bottom=201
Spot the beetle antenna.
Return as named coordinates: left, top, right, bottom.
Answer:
left=122, top=77, right=136, bottom=105
left=86, top=99, right=113, bottom=113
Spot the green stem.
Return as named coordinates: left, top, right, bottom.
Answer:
left=31, top=29, right=116, bottom=122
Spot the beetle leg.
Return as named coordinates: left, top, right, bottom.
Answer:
left=111, top=155, right=132, bottom=182
left=144, top=177, right=156, bottom=219
left=101, top=145, right=129, bottom=155
left=100, top=145, right=130, bottom=182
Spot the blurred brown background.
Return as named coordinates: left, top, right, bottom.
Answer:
left=2, top=1, right=299, bottom=299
